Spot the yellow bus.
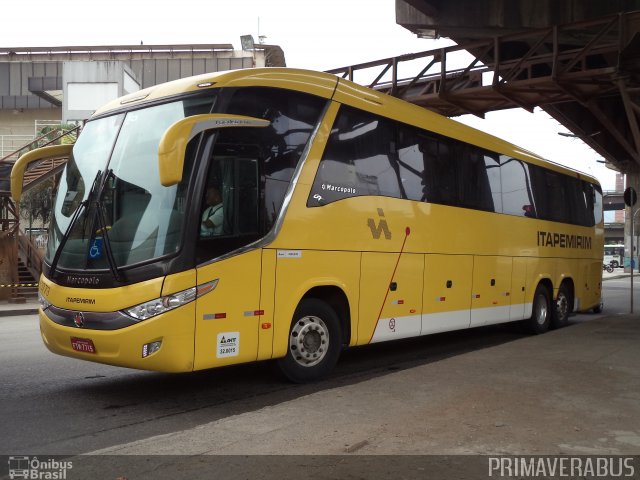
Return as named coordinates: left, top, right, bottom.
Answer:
left=12, top=68, right=604, bottom=382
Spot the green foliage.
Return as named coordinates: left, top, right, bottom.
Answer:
left=37, top=124, right=78, bottom=147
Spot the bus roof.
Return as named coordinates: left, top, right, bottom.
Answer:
left=91, top=67, right=600, bottom=186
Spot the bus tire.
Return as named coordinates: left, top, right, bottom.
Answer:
left=551, top=284, right=571, bottom=329
left=528, top=284, right=551, bottom=334
left=277, top=299, right=342, bottom=383
left=593, top=299, right=603, bottom=314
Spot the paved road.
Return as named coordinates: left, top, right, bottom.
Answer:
left=0, top=279, right=632, bottom=457
left=600, top=275, right=640, bottom=315
left=0, top=316, right=529, bottom=455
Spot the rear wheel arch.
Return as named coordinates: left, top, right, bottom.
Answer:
left=276, top=286, right=351, bottom=383
left=302, top=285, right=351, bottom=346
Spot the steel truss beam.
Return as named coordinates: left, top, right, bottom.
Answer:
left=327, top=11, right=640, bottom=172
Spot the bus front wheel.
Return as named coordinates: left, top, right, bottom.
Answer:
left=277, top=299, right=342, bottom=383
left=528, top=284, right=551, bottom=334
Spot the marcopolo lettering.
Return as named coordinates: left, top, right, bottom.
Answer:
left=537, top=231, right=592, bottom=250
left=66, top=275, right=100, bottom=286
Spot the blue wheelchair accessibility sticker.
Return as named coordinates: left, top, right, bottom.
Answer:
left=89, top=238, right=103, bottom=260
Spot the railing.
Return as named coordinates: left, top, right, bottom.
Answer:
left=34, top=120, right=63, bottom=137
left=326, top=12, right=633, bottom=107
left=0, top=126, right=79, bottom=165
left=17, top=228, right=43, bottom=278
left=0, top=135, right=33, bottom=161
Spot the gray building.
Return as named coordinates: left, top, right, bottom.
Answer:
left=0, top=42, right=286, bottom=158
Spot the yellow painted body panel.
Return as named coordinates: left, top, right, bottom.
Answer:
left=93, top=68, right=338, bottom=117
left=470, top=256, right=513, bottom=326
left=39, top=303, right=195, bottom=372
left=193, top=250, right=263, bottom=370
left=161, top=269, right=196, bottom=296
left=424, top=255, right=473, bottom=315
left=272, top=249, right=361, bottom=358
left=38, top=269, right=198, bottom=371
left=257, top=250, right=277, bottom=361
left=359, top=252, right=423, bottom=343
left=510, top=258, right=528, bottom=320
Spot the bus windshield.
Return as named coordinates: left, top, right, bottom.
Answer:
left=47, top=95, right=215, bottom=270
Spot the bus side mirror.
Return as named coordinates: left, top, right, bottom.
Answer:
left=158, top=114, right=270, bottom=187
left=11, top=144, right=74, bottom=201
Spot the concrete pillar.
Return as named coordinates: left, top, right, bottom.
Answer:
left=624, top=172, right=640, bottom=272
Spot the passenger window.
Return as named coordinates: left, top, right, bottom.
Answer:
left=224, top=87, right=326, bottom=227
left=500, top=157, right=536, bottom=217
left=458, top=147, right=496, bottom=212
left=423, top=138, right=458, bottom=206
left=484, top=154, right=502, bottom=213
left=396, top=126, right=427, bottom=202
left=309, top=106, right=400, bottom=206
left=593, top=184, right=603, bottom=225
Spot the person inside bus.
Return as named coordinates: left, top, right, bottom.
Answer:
left=200, top=186, right=224, bottom=237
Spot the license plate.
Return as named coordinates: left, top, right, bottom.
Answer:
left=70, top=337, right=97, bottom=354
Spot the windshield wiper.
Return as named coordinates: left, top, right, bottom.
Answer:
left=94, top=173, right=124, bottom=282
left=48, top=169, right=124, bottom=284
left=48, top=199, right=87, bottom=280
left=48, top=170, right=103, bottom=280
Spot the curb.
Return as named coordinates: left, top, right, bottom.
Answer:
left=0, top=306, right=39, bottom=317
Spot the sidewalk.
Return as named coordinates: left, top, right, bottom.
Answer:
left=0, top=298, right=39, bottom=317
left=602, top=268, right=633, bottom=280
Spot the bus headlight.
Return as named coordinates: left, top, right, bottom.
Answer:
left=38, top=292, right=51, bottom=311
left=123, top=279, right=218, bottom=320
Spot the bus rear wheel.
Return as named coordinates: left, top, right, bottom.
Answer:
left=528, top=284, right=551, bottom=334
left=277, top=299, right=342, bottom=383
left=551, top=284, right=571, bottom=329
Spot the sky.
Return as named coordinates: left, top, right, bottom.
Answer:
left=2, top=0, right=617, bottom=189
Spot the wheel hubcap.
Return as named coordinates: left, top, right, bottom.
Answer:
left=535, top=294, right=548, bottom=326
left=556, top=293, right=568, bottom=320
left=289, top=315, right=329, bottom=367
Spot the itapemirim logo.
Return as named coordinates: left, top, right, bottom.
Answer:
left=7, top=456, right=72, bottom=479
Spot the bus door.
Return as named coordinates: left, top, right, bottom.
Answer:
left=359, top=252, right=423, bottom=343
left=470, top=256, right=513, bottom=326
left=422, top=254, right=473, bottom=334
left=193, top=155, right=264, bottom=370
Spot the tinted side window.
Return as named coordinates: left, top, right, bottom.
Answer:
left=500, top=157, right=536, bottom=217
left=309, top=107, right=400, bottom=206
left=593, top=183, right=603, bottom=225
left=459, top=146, right=496, bottom=212
left=396, top=126, right=427, bottom=202
left=541, top=169, right=569, bottom=222
left=224, top=87, right=326, bottom=225
left=566, top=176, right=590, bottom=226
left=485, top=154, right=502, bottom=213
left=422, top=136, right=458, bottom=207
